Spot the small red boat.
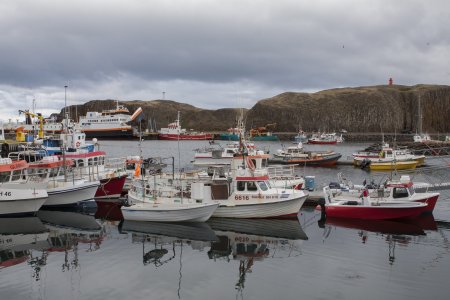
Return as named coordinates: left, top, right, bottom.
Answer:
left=322, top=187, right=429, bottom=220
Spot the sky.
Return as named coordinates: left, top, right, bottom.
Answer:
left=1, top=0, right=449, bottom=122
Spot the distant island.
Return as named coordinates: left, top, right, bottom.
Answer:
left=61, top=84, right=449, bottom=135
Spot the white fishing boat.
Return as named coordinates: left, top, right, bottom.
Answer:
left=121, top=201, right=219, bottom=222
left=192, top=141, right=256, bottom=166
left=193, top=151, right=307, bottom=218
left=26, top=156, right=99, bottom=207
left=0, top=157, right=48, bottom=216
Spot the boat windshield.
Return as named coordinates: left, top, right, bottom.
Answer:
left=0, top=171, right=10, bottom=183
left=392, top=187, right=409, bottom=199
left=258, top=181, right=268, bottom=191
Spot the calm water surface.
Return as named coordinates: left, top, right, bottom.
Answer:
left=1, top=140, right=449, bottom=300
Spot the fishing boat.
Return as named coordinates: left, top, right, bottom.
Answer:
left=192, top=141, right=256, bottom=166
left=63, top=151, right=128, bottom=200
left=353, top=145, right=425, bottom=167
left=158, top=111, right=213, bottom=140
left=203, top=151, right=307, bottom=218
left=0, top=157, right=48, bottom=216
left=78, top=102, right=141, bottom=139
left=248, top=123, right=279, bottom=141
left=121, top=201, right=219, bottom=222
left=308, top=132, right=343, bottom=144
left=322, top=186, right=429, bottom=220
left=269, top=143, right=342, bottom=167
left=293, top=130, right=308, bottom=143
left=328, top=174, right=440, bottom=213
left=26, top=156, right=100, bottom=207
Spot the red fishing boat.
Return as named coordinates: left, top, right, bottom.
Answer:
left=321, top=187, right=429, bottom=220
left=158, top=111, right=213, bottom=140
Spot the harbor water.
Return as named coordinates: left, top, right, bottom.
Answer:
left=1, top=140, right=449, bottom=300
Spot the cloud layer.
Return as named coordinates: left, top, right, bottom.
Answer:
left=1, top=0, right=449, bottom=121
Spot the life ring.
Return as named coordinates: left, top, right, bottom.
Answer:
left=76, top=141, right=81, bottom=147
left=246, top=157, right=256, bottom=171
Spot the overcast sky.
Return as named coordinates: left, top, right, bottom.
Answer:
left=1, top=0, right=449, bottom=122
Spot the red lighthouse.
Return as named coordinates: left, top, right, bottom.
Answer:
left=388, top=77, right=393, bottom=85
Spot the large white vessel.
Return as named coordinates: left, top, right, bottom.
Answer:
left=78, top=102, right=136, bottom=139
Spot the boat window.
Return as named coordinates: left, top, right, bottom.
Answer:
left=94, top=156, right=98, bottom=165
left=88, top=158, right=93, bottom=166
left=78, top=159, right=84, bottom=167
left=247, top=181, right=257, bottom=191
left=11, top=170, right=22, bottom=181
left=251, top=159, right=257, bottom=168
left=407, top=186, right=414, bottom=195
left=261, top=159, right=268, bottom=168
left=393, top=187, right=409, bottom=198
left=258, top=181, right=268, bottom=191
left=49, top=167, right=59, bottom=178
left=37, top=168, right=48, bottom=178
left=237, top=181, right=246, bottom=191
left=0, top=171, right=10, bottom=183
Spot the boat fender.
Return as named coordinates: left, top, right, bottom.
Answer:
left=246, top=157, right=256, bottom=171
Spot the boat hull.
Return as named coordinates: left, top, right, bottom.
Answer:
left=158, top=133, right=213, bottom=140
left=83, top=128, right=134, bottom=139
left=94, top=175, right=127, bottom=199
left=212, top=195, right=306, bottom=219
left=44, top=181, right=100, bottom=207
left=0, top=183, right=48, bottom=216
left=307, top=139, right=337, bottom=145
left=369, top=160, right=418, bottom=171
left=269, top=153, right=342, bottom=167
left=324, top=202, right=428, bottom=220
left=121, top=202, right=219, bottom=222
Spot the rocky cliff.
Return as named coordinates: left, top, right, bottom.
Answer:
left=63, top=84, right=450, bottom=133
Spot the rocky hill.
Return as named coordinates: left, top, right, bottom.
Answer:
left=63, top=84, right=450, bottom=133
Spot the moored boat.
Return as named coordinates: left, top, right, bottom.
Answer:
left=308, top=132, right=343, bottom=144
left=269, top=143, right=341, bottom=167
left=322, top=186, right=428, bottom=220
left=78, top=101, right=137, bottom=139
left=0, top=157, right=48, bottom=216
left=158, top=111, right=212, bottom=140
left=369, top=160, right=418, bottom=171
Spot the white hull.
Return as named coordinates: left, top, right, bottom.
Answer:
left=121, top=202, right=219, bottom=222
left=0, top=182, right=48, bottom=216
left=212, top=195, right=306, bottom=218
left=44, top=180, right=100, bottom=206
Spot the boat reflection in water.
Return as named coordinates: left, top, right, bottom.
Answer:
left=322, top=214, right=437, bottom=264
left=119, top=220, right=219, bottom=298
left=95, top=201, right=124, bottom=221
left=206, top=218, right=308, bottom=296
left=36, top=209, right=105, bottom=272
left=120, top=221, right=218, bottom=266
left=0, top=217, right=50, bottom=273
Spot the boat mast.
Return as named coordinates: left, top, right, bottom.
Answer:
left=418, top=94, right=423, bottom=135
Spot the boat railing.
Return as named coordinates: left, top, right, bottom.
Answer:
left=267, top=165, right=296, bottom=179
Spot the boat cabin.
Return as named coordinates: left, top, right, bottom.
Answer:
left=0, top=158, right=29, bottom=183
left=26, top=156, right=74, bottom=180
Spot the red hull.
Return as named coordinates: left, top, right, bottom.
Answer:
left=415, top=194, right=439, bottom=213
left=95, top=175, right=127, bottom=199
left=324, top=204, right=428, bottom=220
left=158, top=134, right=213, bottom=140
left=308, top=139, right=337, bottom=145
